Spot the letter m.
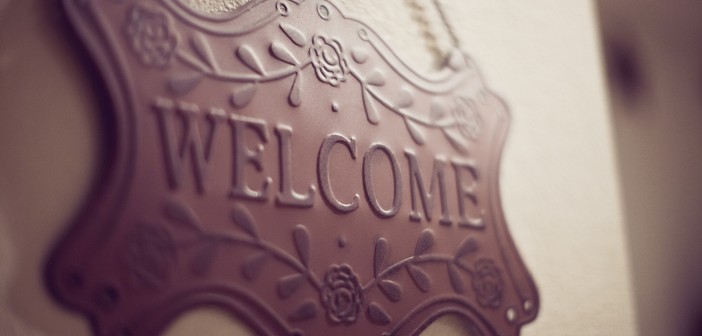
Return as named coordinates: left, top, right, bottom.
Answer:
left=405, top=150, right=451, bottom=225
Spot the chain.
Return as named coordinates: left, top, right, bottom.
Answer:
left=404, top=0, right=461, bottom=63
left=431, top=0, right=461, bottom=49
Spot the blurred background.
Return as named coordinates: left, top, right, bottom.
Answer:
left=598, top=1, right=702, bottom=335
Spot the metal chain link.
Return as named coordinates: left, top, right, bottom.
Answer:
left=431, top=0, right=461, bottom=49
left=404, top=0, right=461, bottom=63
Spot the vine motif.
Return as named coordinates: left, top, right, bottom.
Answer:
left=135, top=199, right=504, bottom=327
left=122, top=4, right=483, bottom=153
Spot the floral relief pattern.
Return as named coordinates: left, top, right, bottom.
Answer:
left=122, top=223, right=177, bottom=289
left=452, top=96, right=482, bottom=140
left=320, top=264, right=364, bottom=324
left=156, top=200, right=502, bottom=327
left=151, top=8, right=486, bottom=152
left=309, top=35, right=348, bottom=87
left=471, top=258, right=504, bottom=308
left=126, top=5, right=177, bottom=68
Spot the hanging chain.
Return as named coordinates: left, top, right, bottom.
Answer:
left=404, top=0, right=461, bottom=63
left=431, top=0, right=461, bottom=50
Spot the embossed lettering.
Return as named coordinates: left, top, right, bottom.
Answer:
left=452, top=160, right=484, bottom=228
left=275, top=124, right=316, bottom=207
left=153, top=98, right=222, bottom=193
left=318, top=134, right=359, bottom=213
left=405, top=151, right=451, bottom=225
left=229, top=115, right=271, bottom=202
left=363, top=144, right=402, bottom=218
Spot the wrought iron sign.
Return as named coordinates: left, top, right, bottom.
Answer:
left=48, top=0, right=539, bottom=335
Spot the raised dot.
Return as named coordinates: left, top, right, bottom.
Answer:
left=331, top=102, right=339, bottom=112
left=338, top=236, right=347, bottom=248
left=523, top=299, right=533, bottom=312
left=505, top=307, right=517, bottom=323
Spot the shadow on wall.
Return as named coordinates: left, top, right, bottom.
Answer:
left=597, top=1, right=702, bottom=336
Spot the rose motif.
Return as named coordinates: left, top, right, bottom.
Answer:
left=471, top=259, right=503, bottom=308
left=320, top=264, right=363, bottom=324
left=452, top=96, right=482, bottom=139
left=126, top=6, right=177, bottom=67
left=309, top=35, right=348, bottom=87
left=122, top=224, right=177, bottom=289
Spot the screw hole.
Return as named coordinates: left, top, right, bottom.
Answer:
left=63, top=271, right=84, bottom=290
left=95, top=286, right=120, bottom=308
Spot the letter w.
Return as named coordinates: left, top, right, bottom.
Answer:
left=153, top=99, right=220, bottom=193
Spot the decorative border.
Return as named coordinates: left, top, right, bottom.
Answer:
left=131, top=199, right=505, bottom=326
left=126, top=3, right=483, bottom=153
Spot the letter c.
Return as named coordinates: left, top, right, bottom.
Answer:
left=318, top=134, right=359, bottom=213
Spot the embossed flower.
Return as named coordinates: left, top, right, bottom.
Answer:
left=309, top=35, right=348, bottom=86
left=126, top=6, right=177, bottom=67
left=320, top=264, right=363, bottom=324
left=452, top=96, right=482, bottom=139
left=471, top=259, right=503, bottom=308
left=123, top=224, right=177, bottom=289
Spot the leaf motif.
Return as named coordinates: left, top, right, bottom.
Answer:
left=289, top=300, right=317, bottom=321
left=430, top=100, right=447, bottom=122
left=455, top=237, right=478, bottom=259
left=270, top=41, right=299, bottom=65
left=396, top=88, right=414, bottom=108
left=191, top=31, right=217, bottom=70
left=288, top=72, right=302, bottom=107
left=367, top=303, right=392, bottom=325
left=407, top=264, right=431, bottom=292
left=279, top=23, right=307, bottom=47
left=447, top=263, right=464, bottom=293
left=168, top=72, right=203, bottom=96
left=378, top=279, right=402, bottom=302
left=230, top=204, right=259, bottom=239
left=230, top=84, right=257, bottom=108
left=164, top=199, right=201, bottom=231
left=351, top=47, right=369, bottom=64
left=236, top=45, right=266, bottom=75
left=446, top=48, right=467, bottom=71
left=374, top=237, right=389, bottom=275
left=365, top=69, right=385, bottom=86
left=413, top=229, right=434, bottom=256
left=405, top=118, right=426, bottom=145
left=444, top=128, right=469, bottom=154
left=293, top=225, right=310, bottom=267
left=278, top=273, right=305, bottom=298
left=241, top=251, right=268, bottom=280
left=191, top=243, right=217, bottom=276
left=363, top=88, right=380, bottom=125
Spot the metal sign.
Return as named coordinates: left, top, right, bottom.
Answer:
left=48, top=0, right=539, bottom=335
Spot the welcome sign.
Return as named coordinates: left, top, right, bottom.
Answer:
left=48, top=0, right=539, bottom=334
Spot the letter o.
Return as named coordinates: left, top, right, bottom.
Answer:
left=363, top=143, right=402, bottom=218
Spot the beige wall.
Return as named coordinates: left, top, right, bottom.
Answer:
left=0, top=0, right=638, bottom=335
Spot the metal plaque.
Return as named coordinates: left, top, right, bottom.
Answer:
left=48, top=0, right=539, bottom=335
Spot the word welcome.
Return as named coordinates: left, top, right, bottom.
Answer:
left=153, top=98, right=484, bottom=229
